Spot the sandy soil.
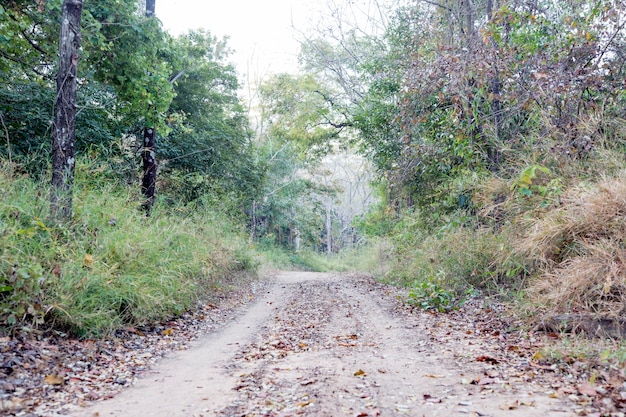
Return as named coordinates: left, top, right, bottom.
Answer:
left=70, top=271, right=575, bottom=417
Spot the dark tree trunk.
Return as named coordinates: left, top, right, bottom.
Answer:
left=141, top=0, right=157, bottom=215
left=487, top=74, right=503, bottom=169
left=486, top=0, right=503, bottom=170
left=141, top=127, right=157, bottom=214
left=145, top=0, right=155, bottom=17
left=50, top=0, right=83, bottom=222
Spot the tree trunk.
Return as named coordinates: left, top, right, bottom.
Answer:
left=141, top=0, right=157, bottom=215
left=145, top=0, right=156, bottom=17
left=141, top=127, right=157, bottom=214
left=250, top=200, right=257, bottom=242
left=486, top=0, right=503, bottom=169
left=326, top=199, right=332, bottom=258
left=50, top=0, right=84, bottom=222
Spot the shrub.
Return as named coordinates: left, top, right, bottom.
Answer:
left=0, top=160, right=257, bottom=337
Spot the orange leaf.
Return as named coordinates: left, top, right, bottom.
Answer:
left=83, top=254, right=94, bottom=268
left=161, top=328, right=174, bottom=336
left=45, top=374, right=64, bottom=385
left=354, top=369, right=366, bottom=377
left=476, top=355, right=499, bottom=364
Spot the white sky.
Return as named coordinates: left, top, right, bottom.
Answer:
left=157, top=0, right=318, bottom=82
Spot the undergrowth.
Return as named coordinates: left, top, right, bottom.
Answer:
left=0, top=161, right=257, bottom=338
left=258, top=240, right=384, bottom=273
left=374, top=142, right=626, bottom=326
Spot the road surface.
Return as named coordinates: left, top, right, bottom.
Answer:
left=72, top=271, right=572, bottom=417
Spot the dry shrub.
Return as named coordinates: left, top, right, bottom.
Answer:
left=521, top=175, right=626, bottom=318
left=517, top=176, right=626, bottom=267
left=473, top=176, right=511, bottom=223
left=529, top=239, right=626, bottom=318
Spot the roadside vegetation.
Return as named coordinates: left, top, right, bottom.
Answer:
left=293, top=0, right=626, bottom=338
left=0, top=160, right=256, bottom=337
left=3, top=0, right=626, bottom=355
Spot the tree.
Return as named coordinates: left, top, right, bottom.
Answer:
left=160, top=30, right=260, bottom=205
left=50, top=0, right=84, bottom=221
left=142, top=0, right=158, bottom=214
left=258, top=73, right=348, bottom=158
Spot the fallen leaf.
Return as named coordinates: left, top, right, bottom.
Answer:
left=477, top=376, right=495, bottom=385
left=83, top=254, right=94, bottom=268
left=354, top=369, right=366, bottom=377
left=529, top=361, right=553, bottom=370
left=576, top=382, right=598, bottom=397
left=532, top=350, right=544, bottom=361
left=161, top=328, right=174, bottom=336
left=424, top=373, right=445, bottom=378
left=557, top=386, right=577, bottom=395
left=45, top=374, right=64, bottom=385
left=476, top=355, right=499, bottom=364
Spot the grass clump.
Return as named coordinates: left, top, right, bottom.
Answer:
left=519, top=175, right=626, bottom=320
left=257, top=240, right=384, bottom=274
left=0, top=162, right=257, bottom=337
left=380, top=209, right=515, bottom=296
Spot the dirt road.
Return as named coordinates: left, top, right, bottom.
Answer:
left=72, top=271, right=573, bottom=417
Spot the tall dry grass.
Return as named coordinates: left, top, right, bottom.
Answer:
left=517, top=175, right=626, bottom=318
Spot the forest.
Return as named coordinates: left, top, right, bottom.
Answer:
left=2, top=0, right=626, bottom=352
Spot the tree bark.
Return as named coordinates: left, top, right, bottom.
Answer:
left=141, top=127, right=157, bottom=214
left=140, top=0, right=157, bottom=215
left=486, top=0, right=503, bottom=169
left=145, top=0, right=155, bottom=17
left=326, top=199, right=332, bottom=258
left=50, top=0, right=83, bottom=222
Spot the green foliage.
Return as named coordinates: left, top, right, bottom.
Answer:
left=1, top=262, right=47, bottom=328
left=407, top=278, right=456, bottom=313
left=0, top=160, right=257, bottom=337
left=258, top=73, right=346, bottom=159
left=0, top=172, right=54, bottom=329
left=510, top=164, right=564, bottom=202
left=85, top=0, right=175, bottom=130
left=160, top=30, right=259, bottom=204
left=0, top=0, right=261, bottom=221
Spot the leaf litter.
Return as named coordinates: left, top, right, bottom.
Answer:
left=0, top=280, right=270, bottom=416
left=3, top=272, right=626, bottom=416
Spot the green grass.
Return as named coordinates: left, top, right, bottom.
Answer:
left=0, top=161, right=257, bottom=337
left=257, top=240, right=385, bottom=274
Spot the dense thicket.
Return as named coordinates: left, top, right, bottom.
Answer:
left=0, top=0, right=265, bottom=333
left=295, top=0, right=626, bottom=316
left=0, top=0, right=258, bottom=206
left=4, top=0, right=626, bottom=333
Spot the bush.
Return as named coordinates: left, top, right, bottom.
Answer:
left=0, top=160, right=257, bottom=337
left=518, top=174, right=626, bottom=318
